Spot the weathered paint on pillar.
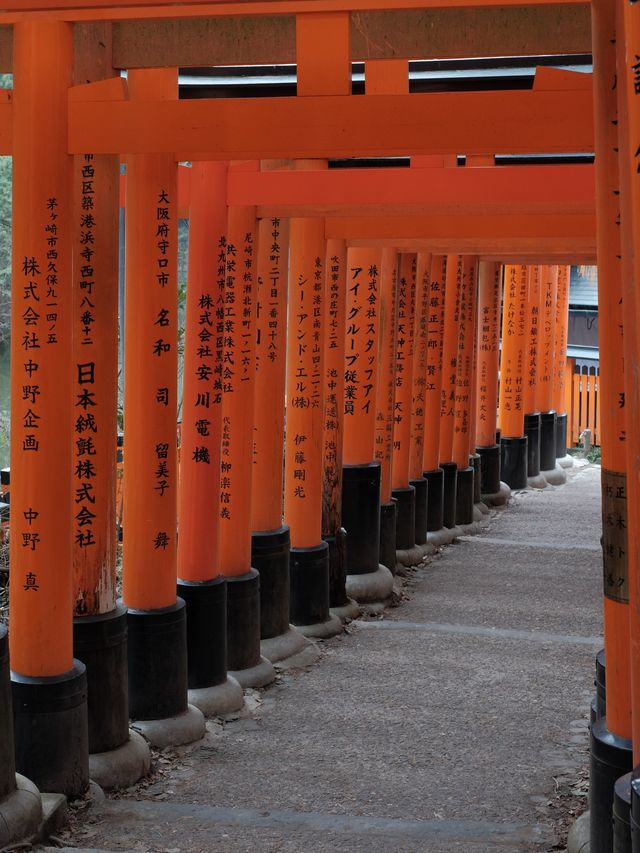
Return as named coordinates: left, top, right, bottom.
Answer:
left=452, top=257, right=478, bottom=469
left=251, top=214, right=290, bottom=533
left=10, top=21, right=74, bottom=676
left=498, top=265, right=528, bottom=440
left=391, top=253, right=417, bottom=490
left=422, top=255, right=447, bottom=472
left=374, top=249, right=399, bottom=504
left=523, top=266, right=541, bottom=416
left=122, top=69, right=179, bottom=612
left=218, top=204, right=258, bottom=576
left=553, top=265, right=571, bottom=416
left=322, top=239, right=347, bottom=536
left=439, top=255, right=463, bottom=464
left=476, top=262, right=502, bottom=448
left=409, top=253, right=431, bottom=480
left=283, top=218, right=326, bottom=548
left=537, top=265, right=558, bottom=414
left=177, top=161, right=227, bottom=582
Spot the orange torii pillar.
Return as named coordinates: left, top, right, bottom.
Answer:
left=522, top=266, right=544, bottom=486
left=498, top=265, right=529, bottom=490
left=422, top=254, right=447, bottom=536
left=70, top=129, right=151, bottom=783
left=475, top=262, right=504, bottom=498
left=219, top=201, right=276, bottom=687
left=439, top=255, right=463, bottom=530
left=252, top=211, right=313, bottom=661
left=322, top=240, right=359, bottom=620
left=375, top=249, right=399, bottom=572
left=341, top=247, right=394, bottom=605
left=122, top=68, right=205, bottom=747
left=589, top=1, right=633, bottom=846
left=176, top=161, right=244, bottom=716
left=392, top=254, right=418, bottom=548
left=408, top=252, right=431, bottom=546
left=284, top=216, right=341, bottom=638
left=451, top=256, right=478, bottom=527
left=538, top=265, right=562, bottom=478
left=553, top=265, right=572, bottom=463
left=9, top=21, right=89, bottom=797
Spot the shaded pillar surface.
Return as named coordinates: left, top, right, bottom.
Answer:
left=553, top=265, right=571, bottom=458
left=409, top=253, right=431, bottom=543
left=538, top=266, right=559, bottom=470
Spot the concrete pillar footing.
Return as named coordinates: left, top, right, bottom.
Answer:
left=482, top=482, right=511, bottom=506
left=0, top=774, right=43, bottom=848
left=396, top=543, right=437, bottom=567
left=330, top=598, right=362, bottom=623
left=346, top=564, right=394, bottom=605
left=229, top=656, right=276, bottom=689
left=527, top=473, right=548, bottom=489
left=426, top=528, right=456, bottom=547
left=475, top=501, right=491, bottom=516
left=557, top=454, right=575, bottom=469
left=261, top=626, right=319, bottom=668
left=542, top=464, right=567, bottom=486
left=130, top=704, right=205, bottom=749
left=295, top=613, right=344, bottom=640
left=188, top=676, right=244, bottom=718
left=88, top=730, right=150, bottom=791
left=567, top=810, right=590, bottom=853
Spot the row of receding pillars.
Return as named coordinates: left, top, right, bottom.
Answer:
left=0, top=21, right=579, bottom=846
left=2, top=8, right=640, bottom=853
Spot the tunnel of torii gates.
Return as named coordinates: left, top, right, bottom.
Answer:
left=0, top=0, right=640, bottom=851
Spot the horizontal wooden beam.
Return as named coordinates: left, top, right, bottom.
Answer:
left=63, top=88, right=593, bottom=159
left=226, top=163, right=595, bottom=217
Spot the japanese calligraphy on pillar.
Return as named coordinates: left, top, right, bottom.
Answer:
left=392, top=254, right=417, bottom=489
left=453, top=258, right=477, bottom=457
left=374, top=250, right=398, bottom=503
left=539, top=265, right=558, bottom=411
left=422, top=255, right=447, bottom=473
left=525, top=266, right=540, bottom=413
left=476, top=263, right=501, bottom=446
left=602, top=470, right=629, bottom=602
left=409, top=254, right=431, bottom=480
left=499, top=265, right=528, bottom=435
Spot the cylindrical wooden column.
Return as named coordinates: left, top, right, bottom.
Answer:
left=250, top=213, right=295, bottom=647
left=498, top=264, right=529, bottom=489
left=589, top=5, right=633, bottom=848
left=176, top=161, right=241, bottom=712
left=523, top=266, right=542, bottom=480
left=408, top=252, right=431, bottom=545
left=219, top=202, right=274, bottom=685
left=538, top=265, right=559, bottom=472
left=553, top=265, right=571, bottom=459
left=422, top=254, right=447, bottom=531
left=439, top=254, right=463, bottom=528
left=9, top=20, right=89, bottom=797
left=375, top=249, right=399, bottom=570
left=475, top=262, right=502, bottom=495
left=391, top=253, right=417, bottom=548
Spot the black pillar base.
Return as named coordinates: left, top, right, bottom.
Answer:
left=630, top=771, right=640, bottom=851
left=590, top=718, right=633, bottom=853
left=73, top=604, right=129, bottom=755
left=226, top=569, right=261, bottom=673
left=441, top=462, right=458, bottom=529
left=289, top=542, right=330, bottom=627
left=524, top=412, right=541, bottom=477
left=455, top=466, right=474, bottom=526
left=596, top=648, right=606, bottom=722
left=540, top=410, right=558, bottom=471
left=177, top=576, right=227, bottom=690
left=342, top=463, right=381, bottom=575
left=127, top=599, right=188, bottom=721
left=470, top=454, right=481, bottom=504
left=251, top=526, right=290, bottom=640
left=476, top=445, right=501, bottom=495
left=556, top=412, right=568, bottom=459
left=12, top=661, right=89, bottom=798
left=614, top=772, right=632, bottom=853
left=325, top=527, right=349, bottom=608
left=392, top=485, right=415, bottom=549
left=379, top=502, right=397, bottom=573
left=410, top=477, right=428, bottom=546
left=500, top=436, right=528, bottom=490
left=0, top=625, right=15, bottom=800
left=424, top=468, right=444, bottom=532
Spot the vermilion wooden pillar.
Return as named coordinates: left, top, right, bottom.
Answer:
left=375, top=249, right=399, bottom=572
left=122, top=68, right=205, bottom=745
left=475, top=262, right=503, bottom=496
left=176, top=161, right=245, bottom=715
left=218, top=198, right=275, bottom=686
left=422, top=254, right=447, bottom=533
left=9, top=20, right=89, bottom=797
left=553, top=265, right=571, bottom=460
left=523, top=266, right=543, bottom=482
left=341, top=246, right=393, bottom=605
left=589, top=2, right=633, bottom=846
left=538, top=265, right=560, bottom=474
left=392, top=253, right=418, bottom=548
left=498, top=265, right=529, bottom=489
left=439, top=254, right=463, bottom=528
left=408, top=252, right=431, bottom=546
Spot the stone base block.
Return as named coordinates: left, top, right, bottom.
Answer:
left=426, top=528, right=456, bottom=548
left=261, top=626, right=319, bottom=668
left=295, top=612, right=344, bottom=640
left=542, top=464, right=567, bottom=486
left=558, top=454, right=575, bottom=469
left=88, top=730, right=150, bottom=791
left=482, top=482, right=511, bottom=507
left=0, top=774, right=43, bottom=848
left=188, top=676, right=244, bottom=718
left=567, top=810, right=590, bottom=853
left=229, top=656, right=275, bottom=690
left=527, top=473, right=548, bottom=489
left=330, top=598, right=361, bottom=623
left=396, top=543, right=437, bottom=567
left=131, top=704, right=205, bottom=749
left=346, top=564, right=394, bottom=605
